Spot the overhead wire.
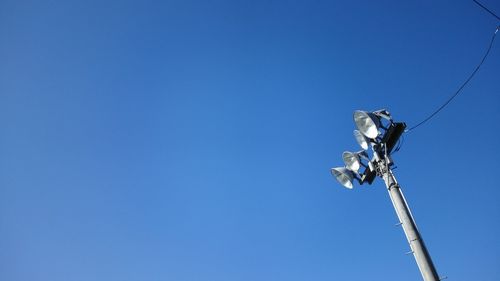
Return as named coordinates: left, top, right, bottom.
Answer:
left=405, top=0, right=499, bottom=133
left=405, top=25, right=498, bottom=133
left=392, top=133, right=405, bottom=154
left=473, top=0, right=500, bottom=21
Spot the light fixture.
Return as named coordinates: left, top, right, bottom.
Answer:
left=342, top=151, right=368, bottom=172
left=330, top=110, right=440, bottom=281
left=354, top=129, right=369, bottom=150
left=330, top=167, right=354, bottom=189
left=354, top=110, right=381, bottom=139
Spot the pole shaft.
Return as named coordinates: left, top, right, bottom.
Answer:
left=383, top=169, right=440, bottom=281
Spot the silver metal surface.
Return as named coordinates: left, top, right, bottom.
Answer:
left=330, top=167, right=354, bottom=189
left=381, top=164, right=440, bottom=281
left=332, top=110, right=441, bottom=281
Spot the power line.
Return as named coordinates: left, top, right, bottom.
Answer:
left=406, top=0, right=500, bottom=133
left=405, top=25, right=499, bottom=133
left=392, top=133, right=405, bottom=154
left=473, top=0, right=500, bottom=21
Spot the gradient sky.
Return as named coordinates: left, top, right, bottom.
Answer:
left=1, top=1, right=499, bottom=281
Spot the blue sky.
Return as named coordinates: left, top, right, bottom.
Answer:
left=1, top=1, right=499, bottom=280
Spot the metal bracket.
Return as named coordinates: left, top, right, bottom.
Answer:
left=374, top=160, right=388, bottom=177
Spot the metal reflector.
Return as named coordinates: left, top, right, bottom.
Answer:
left=342, top=151, right=361, bottom=172
left=354, top=110, right=380, bottom=139
left=330, top=167, right=354, bottom=189
left=354, top=130, right=369, bottom=150
left=343, top=151, right=369, bottom=172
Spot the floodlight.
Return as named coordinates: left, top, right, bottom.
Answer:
left=328, top=110, right=440, bottom=279
left=330, top=167, right=354, bottom=189
left=354, top=130, right=369, bottom=150
left=342, top=151, right=368, bottom=172
left=354, top=110, right=381, bottom=139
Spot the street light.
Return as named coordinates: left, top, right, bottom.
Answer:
left=331, top=109, right=441, bottom=281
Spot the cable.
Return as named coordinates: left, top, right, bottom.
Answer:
left=473, top=0, right=500, bottom=21
left=392, top=133, right=405, bottom=154
left=405, top=25, right=499, bottom=133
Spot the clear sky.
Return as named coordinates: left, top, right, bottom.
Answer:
left=1, top=1, right=499, bottom=280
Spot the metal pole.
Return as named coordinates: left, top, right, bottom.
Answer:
left=381, top=166, right=440, bottom=281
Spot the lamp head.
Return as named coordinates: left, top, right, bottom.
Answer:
left=353, top=129, right=369, bottom=150
left=342, top=151, right=369, bottom=172
left=331, top=167, right=354, bottom=189
left=354, top=110, right=381, bottom=139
